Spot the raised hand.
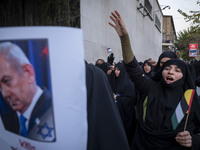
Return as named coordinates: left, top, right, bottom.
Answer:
left=148, top=59, right=157, bottom=67
left=108, top=10, right=128, bottom=36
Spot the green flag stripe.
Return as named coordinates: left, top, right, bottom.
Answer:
left=171, top=112, right=179, bottom=130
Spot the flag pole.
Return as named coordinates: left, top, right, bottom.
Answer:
left=183, top=113, right=189, bottom=131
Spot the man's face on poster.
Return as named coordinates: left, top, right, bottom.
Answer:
left=0, top=55, right=34, bottom=113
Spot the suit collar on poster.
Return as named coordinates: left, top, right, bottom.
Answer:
left=17, top=86, right=43, bottom=129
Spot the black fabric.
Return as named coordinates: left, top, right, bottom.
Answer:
left=107, top=53, right=115, bottom=65
left=195, top=76, right=200, bottom=87
left=85, top=62, right=130, bottom=150
left=114, top=62, right=136, bottom=97
left=154, top=51, right=177, bottom=73
left=114, top=61, right=137, bottom=146
left=187, top=63, right=196, bottom=84
left=98, top=62, right=115, bottom=91
left=194, top=61, right=200, bottom=87
left=108, top=70, right=116, bottom=91
left=143, top=60, right=154, bottom=79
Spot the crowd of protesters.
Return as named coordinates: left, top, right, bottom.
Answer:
left=86, top=10, right=200, bottom=150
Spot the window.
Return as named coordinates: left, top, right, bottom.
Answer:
left=155, top=14, right=161, bottom=30
left=144, top=0, right=152, bottom=15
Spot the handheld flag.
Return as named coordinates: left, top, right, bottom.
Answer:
left=107, top=48, right=112, bottom=53
left=171, top=89, right=195, bottom=130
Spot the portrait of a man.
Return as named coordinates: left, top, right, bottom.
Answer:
left=0, top=41, right=56, bottom=142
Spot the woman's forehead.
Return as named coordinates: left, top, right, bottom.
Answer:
left=165, top=64, right=182, bottom=70
left=166, top=64, right=178, bottom=68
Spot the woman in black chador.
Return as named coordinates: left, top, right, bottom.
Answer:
left=109, top=10, right=200, bottom=150
left=114, top=61, right=137, bottom=147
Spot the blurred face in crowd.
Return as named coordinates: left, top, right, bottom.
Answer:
left=162, top=64, right=183, bottom=84
left=143, top=63, right=151, bottom=73
left=0, top=55, right=35, bottom=114
left=96, top=59, right=104, bottom=65
left=115, top=67, right=120, bottom=77
left=160, top=57, right=170, bottom=67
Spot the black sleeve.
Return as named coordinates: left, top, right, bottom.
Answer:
left=125, top=57, right=152, bottom=95
left=195, top=76, right=200, bottom=87
left=192, top=96, right=200, bottom=150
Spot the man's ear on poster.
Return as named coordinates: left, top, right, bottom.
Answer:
left=22, top=64, right=35, bottom=84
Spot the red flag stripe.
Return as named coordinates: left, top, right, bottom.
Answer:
left=188, top=90, right=195, bottom=114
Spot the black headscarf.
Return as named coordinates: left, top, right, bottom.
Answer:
left=143, top=60, right=154, bottom=79
left=98, top=62, right=111, bottom=74
left=154, top=51, right=177, bottom=73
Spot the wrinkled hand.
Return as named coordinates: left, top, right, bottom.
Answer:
left=108, top=10, right=128, bottom=36
left=175, top=131, right=192, bottom=147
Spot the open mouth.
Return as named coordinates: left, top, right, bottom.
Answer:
left=165, top=76, right=174, bottom=83
left=166, top=77, right=174, bottom=81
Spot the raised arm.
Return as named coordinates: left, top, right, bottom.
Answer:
left=109, top=10, right=134, bottom=64
left=109, top=10, right=152, bottom=95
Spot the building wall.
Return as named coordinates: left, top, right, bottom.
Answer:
left=162, top=15, right=176, bottom=52
left=81, top=0, right=163, bottom=64
left=163, top=16, right=176, bottom=42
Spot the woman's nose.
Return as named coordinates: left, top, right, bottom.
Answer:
left=168, top=69, right=174, bottom=74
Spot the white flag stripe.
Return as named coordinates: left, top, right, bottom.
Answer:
left=175, top=102, right=184, bottom=123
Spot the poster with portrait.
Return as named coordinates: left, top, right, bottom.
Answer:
left=0, top=27, right=87, bottom=150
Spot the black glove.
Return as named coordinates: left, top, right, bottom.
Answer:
left=107, top=53, right=115, bottom=65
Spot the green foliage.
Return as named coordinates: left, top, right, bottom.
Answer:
left=175, top=27, right=200, bottom=60
left=176, top=0, right=200, bottom=60
left=178, top=0, right=200, bottom=27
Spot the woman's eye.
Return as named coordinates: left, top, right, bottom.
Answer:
left=165, top=67, right=170, bottom=70
left=176, top=69, right=181, bottom=73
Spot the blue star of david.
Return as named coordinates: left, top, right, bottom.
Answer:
left=37, top=122, right=54, bottom=139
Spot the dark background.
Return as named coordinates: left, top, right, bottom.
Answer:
left=0, top=0, right=80, bottom=27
